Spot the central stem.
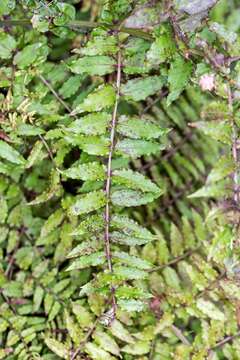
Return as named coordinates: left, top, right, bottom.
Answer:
left=104, top=44, right=122, bottom=316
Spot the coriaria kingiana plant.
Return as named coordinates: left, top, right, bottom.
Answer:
left=0, top=1, right=240, bottom=359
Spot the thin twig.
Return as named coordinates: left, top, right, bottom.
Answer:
left=38, top=74, right=72, bottom=113
left=147, top=247, right=199, bottom=273
left=171, top=324, right=191, bottom=346
left=104, top=41, right=122, bottom=317
left=210, top=330, right=240, bottom=351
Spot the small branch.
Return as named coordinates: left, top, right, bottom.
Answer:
left=210, top=330, right=240, bottom=351
left=38, top=74, right=72, bottom=113
left=171, top=324, right=191, bottom=346
left=147, top=247, right=199, bottom=273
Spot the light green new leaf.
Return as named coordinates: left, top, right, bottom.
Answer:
left=64, top=310, right=83, bottom=345
left=113, top=169, right=161, bottom=194
left=111, top=231, right=153, bottom=246
left=66, top=252, right=105, bottom=271
left=67, top=240, right=101, bottom=258
left=167, top=55, right=192, bottom=105
left=116, top=139, right=164, bottom=158
left=118, top=299, right=146, bottom=312
left=25, top=141, right=44, bottom=169
left=70, top=56, right=115, bottom=76
left=85, top=342, right=115, bottom=360
left=118, top=115, right=169, bottom=140
left=65, top=135, right=110, bottom=156
left=70, top=190, right=106, bottom=215
left=93, top=329, right=120, bottom=357
left=207, top=156, right=235, bottom=183
left=170, top=223, right=184, bottom=257
left=122, top=341, right=150, bottom=355
left=114, top=266, right=148, bottom=280
left=121, top=76, right=164, bottom=102
left=0, top=140, right=25, bottom=165
left=191, top=121, right=232, bottom=144
left=110, top=320, right=134, bottom=344
left=79, top=34, right=117, bottom=56
left=111, top=189, right=161, bottom=207
left=71, top=84, right=115, bottom=115
left=40, top=208, right=64, bottom=238
left=113, top=251, right=152, bottom=269
left=0, top=33, right=16, bottom=59
left=147, top=27, right=176, bottom=65
left=45, top=338, right=68, bottom=359
left=62, top=162, right=106, bottom=181
left=196, top=298, right=225, bottom=321
left=67, top=112, right=111, bottom=135
left=33, top=286, right=44, bottom=312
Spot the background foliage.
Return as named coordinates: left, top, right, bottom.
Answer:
left=0, top=0, right=240, bottom=359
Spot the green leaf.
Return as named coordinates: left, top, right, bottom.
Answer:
left=13, top=43, right=49, bottom=69
left=170, top=223, right=184, bottom=257
left=0, top=140, right=25, bottom=165
left=196, top=298, right=225, bottom=321
left=58, top=75, right=83, bottom=99
left=113, top=251, right=152, bottom=269
left=66, top=251, right=105, bottom=271
left=111, top=189, right=160, bottom=207
left=25, top=141, right=44, bottom=169
left=176, top=0, right=218, bottom=15
left=67, top=240, right=101, bottom=258
left=70, top=56, right=115, bottom=76
left=71, top=84, right=116, bottom=115
left=110, top=320, right=134, bottom=344
left=111, top=215, right=155, bottom=240
left=121, top=76, right=164, bottom=101
left=16, top=124, right=45, bottom=136
left=65, top=135, right=110, bottom=156
left=70, top=190, right=106, bottom=215
left=167, top=55, right=192, bottom=105
left=33, top=286, right=44, bottom=312
left=118, top=299, right=146, bottom=312
left=191, top=121, right=232, bottom=144
left=116, top=139, right=164, bottom=158
left=40, top=209, right=64, bottom=238
left=113, top=169, right=161, bottom=194
left=93, top=329, right=120, bottom=357
left=114, top=266, right=148, bottom=280
left=67, top=112, right=111, bottom=135
left=79, top=33, right=117, bottom=56
left=117, top=115, right=169, bottom=140
left=28, top=171, right=61, bottom=205
left=45, top=338, right=68, bottom=359
left=207, top=155, right=235, bottom=183
left=64, top=309, right=83, bottom=345
left=111, top=231, right=153, bottom=246
left=0, top=32, right=16, bottom=59
left=62, top=162, right=106, bottom=181
left=147, top=26, right=176, bottom=65
left=122, top=341, right=150, bottom=355
left=85, top=342, right=115, bottom=360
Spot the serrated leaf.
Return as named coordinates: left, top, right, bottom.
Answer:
left=196, top=298, right=225, bottom=320
left=64, top=309, right=83, bottom=345
left=67, top=240, right=101, bottom=258
left=45, top=338, right=68, bottom=359
left=67, top=112, right=111, bottom=135
left=13, top=42, right=49, bottom=69
left=65, top=134, right=110, bottom=156
left=116, top=285, right=152, bottom=300
left=33, top=286, right=44, bottom=312
left=116, top=139, right=164, bottom=158
left=118, top=299, right=146, bottom=312
left=111, top=189, right=160, bottom=207
left=70, top=190, right=106, bottom=215
left=85, top=342, right=115, bottom=360
left=111, top=215, right=155, bottom=240
left=71, top=84, right=115, bottom=115
left=93, top=329, right=120, bottom=357
left=0, top=140, right=25, bottom=165
left=111, top=231, right=153, bottom=246
left=191, top=121, right=232, bottom=144
left=25, top=141, right=44, bottom=169
left=70, top=56, right=115, bottom=76
left=113, top=169, right=161, bottom=194
left=113, top=251, right=152, bottom=269
left=117, top=115, right=169, bottom=140
left=62, top=161, right=105, bottom=181
left=114, top=266, right=148, bottom=280
left=66, top=251, right=105, bottom=271
left=59, top=75, right=83, bottom=99
left=0, top=32, right=16, bottom=59
left=121, top=76, right=164, bottom=102
left=40, top=208, right=64, bottom=238
left=28, top=171, right=61, bottom=205
left=79, top=33, right=117, bottom=56
left=170, top=223, right=184, bottom=257
left=122, top=341, right=150, bottom=355
left=110, top=320, right=134, bottom=344
left=167, top=55, right=192, bottom=105
left=207, top=155, right=235, bottom=183
left=147, top=26, right=176, bottom=65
